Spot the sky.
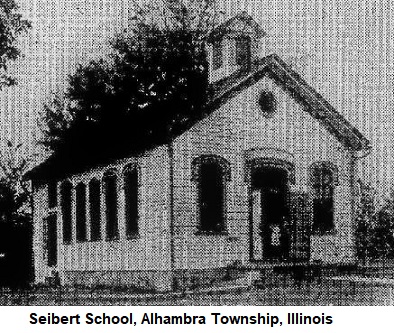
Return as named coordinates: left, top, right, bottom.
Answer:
left=1, top=0, right=393, bottom=199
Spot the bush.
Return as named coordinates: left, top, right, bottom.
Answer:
left=356, top=182, right=394, bottom=261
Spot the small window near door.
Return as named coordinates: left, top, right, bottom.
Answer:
left=310, top=162, right=338, bottom=234
left=200, top=162, right=224, bottom=231
left=192, top=155, right=231, bottom=233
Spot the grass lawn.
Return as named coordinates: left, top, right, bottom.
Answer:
left=1, top=276, right=393, bottom=306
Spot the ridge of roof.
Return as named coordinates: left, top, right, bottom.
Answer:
left=206, top=11, right=266, bottom=43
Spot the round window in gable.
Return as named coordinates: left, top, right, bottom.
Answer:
left=258, top=90, right=276, bottom=117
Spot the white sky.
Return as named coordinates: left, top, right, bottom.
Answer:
left=1, top=0, right=393, bottom=199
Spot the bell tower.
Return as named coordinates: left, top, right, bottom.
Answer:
left=206, top=11, right=266, bottom=83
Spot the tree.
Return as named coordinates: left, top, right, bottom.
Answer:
left=356, top=182, right=394, bottom=262
left=355, top=181, right=376, bottom=263
left=0, top=1, right=31, bottom=286
left=370, top=190, right=394, bottom=259
left=39, top=1, right=216, bottom=167
left=0, top=142, right=33, bottom=288
left=0, top=0, right=30, bottom=88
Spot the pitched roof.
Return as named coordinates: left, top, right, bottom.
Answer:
left=26, top=54, right=370, bottom=181
left=206, top=11, right=266, bottom=43
left=208, top=54, right=371, bottom=152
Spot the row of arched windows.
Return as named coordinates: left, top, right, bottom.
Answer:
left=57, top=165, right=139, bottom=244
left=192, top=156, right=338, bottom=235
left=50, top=157, right=338, bottom=242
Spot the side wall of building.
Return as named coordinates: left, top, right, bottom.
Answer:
left=32, top=145, right=172, bottom=291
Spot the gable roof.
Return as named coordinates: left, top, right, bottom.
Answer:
left=208, top=54, right=371, bottom=152
left=26, top=54, right=370, bottom=181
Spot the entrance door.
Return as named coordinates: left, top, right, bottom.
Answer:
left=251, top=167, right=290, bottom=261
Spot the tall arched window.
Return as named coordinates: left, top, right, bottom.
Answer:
left=103, top=170, right=118, bottom=240
left=45, top=214, right=57, bottom=267
left=60, top=180, right=72, bottom=243
left=192, top=155, right=231, bottom=233
left=124, top=165, right=139, bottom=237
left=89, top=178, right=101, bottom=241
left=309, top=162, right=338, bottom=234
left=76, top=183, right=87, bottom=242
left=48, top=181, right=57, bottom=208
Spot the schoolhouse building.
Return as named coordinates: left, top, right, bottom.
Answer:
left=27, top=12, right=370, bottom=291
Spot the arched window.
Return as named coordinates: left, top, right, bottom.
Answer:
left=45, top=214, right=57, bottom=267
left=60, top=181, right=72, bottom=243
left=48, top=181, right=57, bottom=208
left=192, top=155, right=231, bottom=233
left=76, top=183, right=87, bottom=242
left=309, top=162, right=338, bottom=234
left=124, top=165, right=139, bottom=237
left=103, top=170, right=118, bottom=240
left=89, top=178, right=101, bottom=241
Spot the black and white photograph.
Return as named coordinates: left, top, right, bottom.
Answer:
left=0, top=0, right=393, bottom=308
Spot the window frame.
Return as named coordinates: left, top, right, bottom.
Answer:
left=258, top=90, right=277, bottom=117
left=48, top=181, right=57, bottom=208
left=192, top=155, right=231, bottom=235
left=103, top=169, right=119, bottom=241
left=75, top=182, right=87, bottom=242
left=123, top=164, right=140, bottom=239
left=89, top=178, right=102, bottom=242
left=309, top=162, right=338, bottom=235
left=44, top=213, right=57, bottom=267
left=60, top=180, right=73, bottom=244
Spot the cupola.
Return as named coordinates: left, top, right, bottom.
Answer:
left=206, top=11, right=266, bottom=83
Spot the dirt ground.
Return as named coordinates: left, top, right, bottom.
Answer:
left=1, top=276, right=392, bottom=306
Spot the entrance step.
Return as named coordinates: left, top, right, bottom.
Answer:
left=247, top=262, right=322, bottom=288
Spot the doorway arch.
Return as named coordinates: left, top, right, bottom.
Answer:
left=245, top=157, right=295, bottom=261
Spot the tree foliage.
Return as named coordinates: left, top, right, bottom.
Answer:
left=0, top=142, right=33, bottom=287
left=40, top=1, right=215, bottom=166
left=370, top=191, right=394, bottom=259
left=355, top=182, right=394, bottom=261
left=355, top=181, right=376, bottom=262
left=0, top=0, right=30, bottom=87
